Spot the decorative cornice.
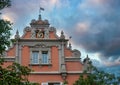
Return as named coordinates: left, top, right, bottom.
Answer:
left=30, top=71, right=60, bottom=75
left=30, top=19, right=50, bottom=26
left=30, top=71, right=86, bottom=75
left=67, top=71, right=83, bottom=74
left=3, top=57, right=15, bottom=61
left=17, top=39, right=69, bottom=43
left=65, top=57, right=81, bottom=62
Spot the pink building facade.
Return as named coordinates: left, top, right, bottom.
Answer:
left=2, top=14, right=90, bottom=85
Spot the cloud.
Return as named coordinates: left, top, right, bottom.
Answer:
left=1, top=0, right=120, bottom=68
left=0, top=0, right=59, bottom=33
left=1, top=15, right=14, bottom=22
left=64, top=0, right=120, bottom=67
left=75, top=21, right=89, bottom=34
left=102, top=57, right=120, bottom=67
left=91, top=59, right=103, bottom=67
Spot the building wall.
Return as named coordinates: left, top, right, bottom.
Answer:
left=7, top=45, right=16, bottom=57
left=21, top=45, right=30, bottom=66
left=3, top=18, right=85, bottom=85
left=64, top=48, right=72, bottom=57
left=66, top=74, right=80, bottom=85
left=66, top=61, right=83, bottom=71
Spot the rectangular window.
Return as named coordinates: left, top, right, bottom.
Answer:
left=32, top=51, right=39, bottom=64
left=42, top=51, right=48, bottom=64
left=41, top=82, right=60, bottom=85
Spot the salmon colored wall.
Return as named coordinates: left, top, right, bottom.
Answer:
left=21, top=46, right=59, bottom=72
left=66, top=74, right=80, bottom=85
left=22, top=31, right=31, bottom=38
left=4, top=30, right=84, bottom=85
left=2, top=62, right=13, bottom=68
left=7, top=45, right=16, bottom=57
left=28, top=74, right=80, bottom=85
left=49, top=32, right=57, bottom=39
left=51, top=46, right=59, bottom=71
left=64, top=48, right=72, bottom=57
left=28, top=75, right=63, bottom=83
left=31, top=46, right=59, bottom=72
left=21, top=46, right=30, bottom=66
left=66, top=62, right=83, bottom=71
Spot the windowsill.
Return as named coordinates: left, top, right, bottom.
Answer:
left=29, top=63, right=52, bottom=66
left=40, top=63, right=52, bottom=66
left=29, top=64, right=39, bottom=66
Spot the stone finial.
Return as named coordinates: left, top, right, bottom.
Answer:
left=83, top=54, right=90, bottom=63
left=86, top=54, right=89, bottom=60
left=60, top=31, right=65, bottom=39
left=15, top=30, right=20, bottom=39
left=68, top=36, right=72, bottom=49
left=83, top=55, right=92, bottom=72
left=69, top=43, right=72, bottom=49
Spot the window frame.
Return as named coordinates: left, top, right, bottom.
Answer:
left=30, top=47, right=51, bottom=65
left=31, top=51, right=39, bottom=64
left=41, top=51, right=49, bottom=64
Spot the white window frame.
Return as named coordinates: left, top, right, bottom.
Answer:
left=30, top=47, right=51, bottom=65
left=41, top=51, right=49, bottom=64
left=31, top=51, right=39, bottom=64
left=42, top=82, right=62, bottom=85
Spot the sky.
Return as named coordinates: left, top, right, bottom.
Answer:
left=1, top=0, right=120, bottom=75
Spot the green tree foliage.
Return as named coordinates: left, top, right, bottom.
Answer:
left=0, top=58, right=39, bottom=85
left=74, top=66, right=120, bottom=85
left=0, top=0, right=11, bottom=10
left=0, top=1, right=39, bottom=85
left=0, top=0, right=12, bottom=54
left=0, top=20, right=12, bottom=54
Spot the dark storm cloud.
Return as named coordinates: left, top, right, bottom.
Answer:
left=69, top=0, right=120, bottom=62
left=1, top=0, right=120, bottom=66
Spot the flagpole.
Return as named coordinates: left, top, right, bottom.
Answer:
left=38, top=7, right=44, bottom=20
left=39, top=7, right=41, bottom=20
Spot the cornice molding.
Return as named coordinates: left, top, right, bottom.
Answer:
left=30, top=71, right=86, bottom=75
left=3, top=57, right=15, bottom=61
left=30, top=71, right=60, bottom=75
left=18, top=38, right=68, bottom=42
left=65, top=57, right=81, bottom=62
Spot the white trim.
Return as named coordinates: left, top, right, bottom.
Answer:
left=31, top=51, right=39, bottom=64
left=65, top=57, right=81, bottom=62
left=42, top=81, right=62, bottom=85
left=30, top=47, right=51, bottom=65
left=30, top=71, right=85, bottom=74
left=3, top=56, right=15, bottom=58
left=68, top=71, right=83, bottom=73
left=30, top=71, right=60, bottom=74
left=3, top=57, right=15, bottom=61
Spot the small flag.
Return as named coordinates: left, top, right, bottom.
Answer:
left=40, top=7, right=44, bottom=11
